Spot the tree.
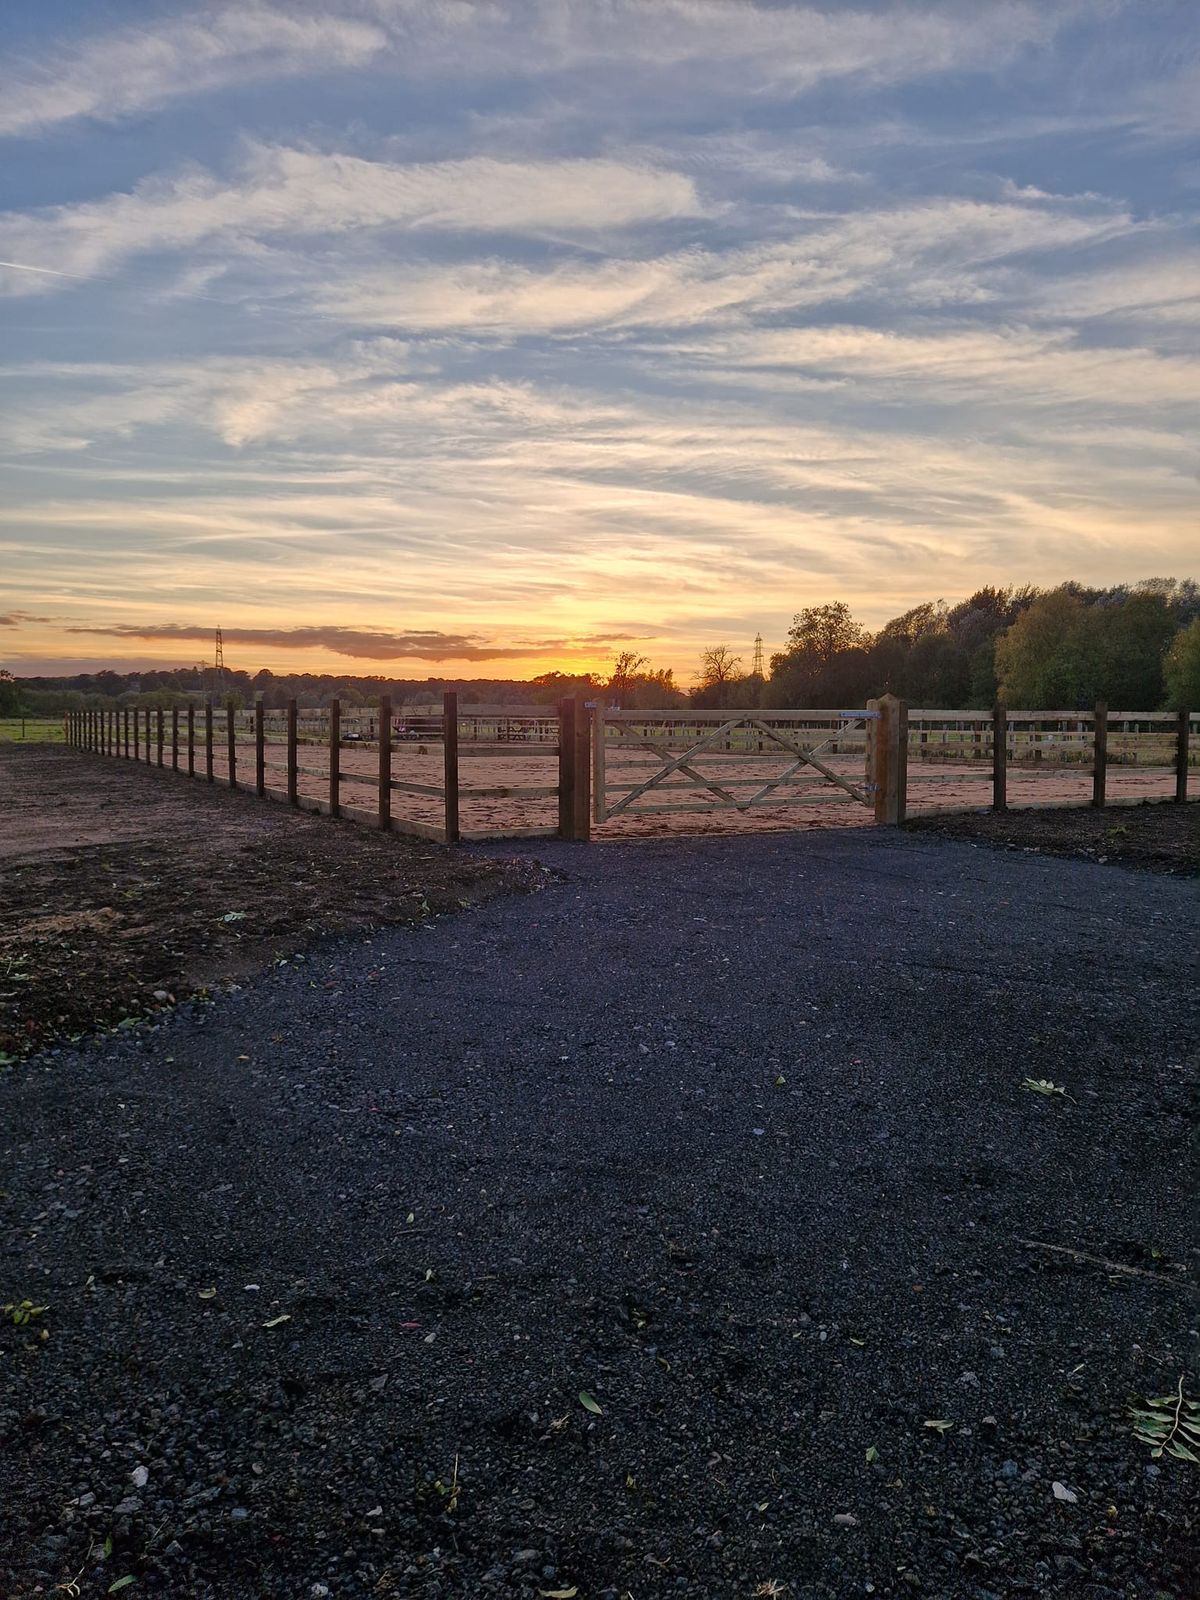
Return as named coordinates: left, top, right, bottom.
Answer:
left=994, top=590, right=1100, bottom=707
left=606, top=651, right=649, bottom=709
left=0, top=670, right=21, bottom=716
left=786, top=603, right=869, bottom=662
left=877, top=600, right=947, bottom=643
left=697, top=646, right=742, bottom=687
left=1164, top=617, right=1200, bottom=709
left=1093, top=590, right=1176, bottom=708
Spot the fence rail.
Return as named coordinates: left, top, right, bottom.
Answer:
left=64, top=697, right=1197, bottom=841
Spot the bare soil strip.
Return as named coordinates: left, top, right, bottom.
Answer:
left=905, top=800, right=1200, bottom=875
left=0, top=745, right=542, bottom=1061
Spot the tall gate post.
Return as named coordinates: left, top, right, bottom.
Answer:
left=573, top=693, right=591, bottom=843
left=443, top=690, right=460, bottom=844
left=868, top=694, right=908, bottom=825
left=557, top=697, right=577, bottom=839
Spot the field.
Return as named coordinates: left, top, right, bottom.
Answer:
left=0, top=716, right=63, bottom=743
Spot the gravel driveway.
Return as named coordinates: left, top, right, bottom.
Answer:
left=2, top=829, right=1196, bottom=1598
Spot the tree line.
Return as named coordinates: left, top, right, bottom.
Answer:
left=697, top=579, right=1200, bottom=712
left=4, top=577, right=1198, bottom=718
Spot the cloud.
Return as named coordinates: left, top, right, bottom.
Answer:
left=0, top=610, right=55, bottom=626
left=372, top=0, right=1069, bottom=98
left=0, top=145, right=705, bottom=293
left=64, top=621, right=638, bottom=662
left=310, top=197, right=1135, bottom=335
left=661, top=322, right=1200, bottom=410
left=0, top=6, right=386, bottom=137
left=1, top=2, right=1068, bottom=139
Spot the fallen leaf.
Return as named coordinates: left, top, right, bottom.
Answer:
left=578, top=1390, right=603, bottom=1415
left=262, top=1314, right=291, bottom=1328
left=197, top=1289, right=217, bottom=1300
left=539, top=1589, right=578, bottom=1598
left=865, top=1446, right=879, bottom=1463
left=923, top=1419, right=953, bottom=1434
left=108, top=1580, right=136, bottom=1595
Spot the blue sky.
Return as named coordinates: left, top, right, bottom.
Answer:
left=1, top=0, right=1197, bottom=678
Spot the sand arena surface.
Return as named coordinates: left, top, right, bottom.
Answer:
left=188, top=735, right=1193, bottom=841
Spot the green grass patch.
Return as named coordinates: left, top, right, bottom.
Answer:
left=0, top=717, right=66, bottom=743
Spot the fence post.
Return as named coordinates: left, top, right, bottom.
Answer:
left=205, top=700, right=214, bottom=782
left=558, top=697, right=578, bottom=839
left=287, top=698, right=298, bottom=805
left=870, top=694, right=907, bottom=825
left=573, top=693, right=591, bottom=842
left=329, top=698, right=341, bottom=818
left=992, top=705, right=1007, bottom=811
left=187, top=704, right=195, bottom=776
left=443, top=690, right=460, bottom=843
left=1092, top=702, right=1107, bottom=808
left=255, top=700, right=265, bottom=797
left=226, top=698, right=237, bottom=788
left=171, top=707, right=179, bottom=770
left=592, top=700, right=608, bottom=823
left=121, top=707, right=127, bottom=758
left=1176, top=708, right=1191, bottom=804
left=133, top=707, right=140, bottom=761
left=156, top=707, right=164, bottom=768
left=377, top=695, right=391, bottom=831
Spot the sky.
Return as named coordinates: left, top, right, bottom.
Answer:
left=1, top=1, right=1198, bottom=682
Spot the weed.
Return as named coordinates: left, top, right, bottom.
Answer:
left=1023, top=1077, right=1069, bottom=1098
left=3, top=1299, right=49, bottom=1327
left=1132, top=1376, right=1200, bottom=1464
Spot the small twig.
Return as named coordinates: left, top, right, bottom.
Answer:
left=1019, top=1239, right=1199, bottom=1294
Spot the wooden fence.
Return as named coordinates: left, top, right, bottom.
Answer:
left=65, top=696, right=1196, bottom=840
left=64, top=693, right=586, bottom=845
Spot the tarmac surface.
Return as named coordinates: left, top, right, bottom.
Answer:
left=2, top=827, right=1197, bottom=1597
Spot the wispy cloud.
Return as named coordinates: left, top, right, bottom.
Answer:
left=0, top=2, right=1069, bottom=140
left=66, top=621, right=638, bottom=662
left=0, top=7, right=386, bottom=137
left=0, top=146, right=706, bottom=294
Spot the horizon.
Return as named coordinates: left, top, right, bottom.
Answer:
left=3, top=3, right=1198, bottom=679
